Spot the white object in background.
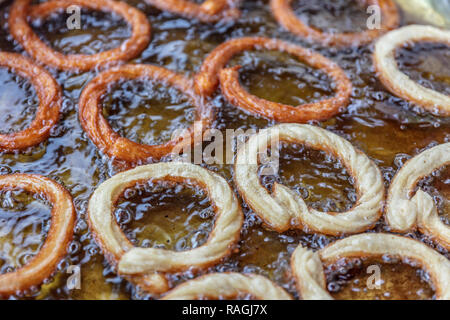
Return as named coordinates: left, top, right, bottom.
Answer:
left=395, top=0, right=450, bottom=28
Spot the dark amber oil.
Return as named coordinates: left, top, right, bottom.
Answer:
left=0, top=0, right=448, bottom=299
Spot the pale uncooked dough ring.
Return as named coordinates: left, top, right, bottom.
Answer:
left=270, top=0, right=399, bottom=47
left=291, top=233, right=450, bottom=300
left=88, top=162, right=243, bottom=294
left=0, top=174, right=75, bottom=296
left=386, top=143, right=450, bottom=250
left=162, top=273, right=293, bottom=300
left=145, top=0, right=240, bottom=23
left=234, top=124, right=384, bottom=235
left=374, top=25, right=450, bottom=116
left=9, top=0, right=151, bottom=71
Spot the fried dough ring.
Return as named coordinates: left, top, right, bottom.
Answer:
left=0, top=174, right=75, bottom=296
left=291, top=233, right=450, bottom=300
left=374, top=25, right=450, bottom=116
left=386, top=143, right=450, bottom=250
left=195, top=37, right=352, bottom=122
left=144, top=0, right=240, bottom=23
left=234, top=124, right=384, bottom=235
left=79, top=64, right=214, bottom=164
left=88, top=162, right=243, bottom=294
left=162, top=273, right=293, bottom=300
left=9, top=0, right=151, bottom=71
left=270, top=0, right=399, bottom=47
left=0, top=52, right=61, bottom=152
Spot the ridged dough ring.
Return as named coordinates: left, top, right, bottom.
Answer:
left=196, top=37, right=352, bottom=122
left=291, top=233, right=450, bottom=300
left=234, top=124, right=384, bottom=235
left=374, top=25, right=450, bottom=116
left=162, top=273, right=293, bottom=300
left=386, top=143, right=450, bottom=250
left=270, top=0, right=399, bottom=47
left=88, top=162, right=243, bottom=294
left=145, top=0, right=240, bottom=23
left=79, top=64, right=215, bottom=164
left=9, top=0, right=151, bottom=71
left=0, top=174, right=75, bottom=296
left=0, top=52, right=61, bottom=152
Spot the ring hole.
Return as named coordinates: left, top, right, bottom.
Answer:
left=292, top=0, right=371, bottom=33
left=232, top=50, right=333, bottom=106
left=102, top=79, right=196, bottom=146
left=0, top=189, right=51, bottom=274
left=0, top=68, right=38, bottom=135
left=397, top=42, right=450, bottom=96
left=416, top=165, right=450, bottom=226
left=32, top=8, right=131, bottom=55
left=260, top=142, right=357, bottom=213
left=326, top=258, right=435, bottom=300
left=114, top=180, right=215, bottom=251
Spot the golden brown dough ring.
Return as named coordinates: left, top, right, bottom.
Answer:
left=386, top=143, right=450, bottom=249
left=79, top=64, right=214, bottom=164
left=144, top=0, right=240, bottom=23
left=291, top=233, right=450, bottom=300
left=162, top=273, right=293, bottom=300
left=0, top=174, right=75, bottom=296
left=195, top=37, right=352, bottom=122
left=270, top=0, right=399, bottom=47
left=88, top=162, right=243, bottom=294
left=234, top=124, right=384, bottom=235
left=0, top=52, right=61, bottom=152
left=9, top=0, right=151, bottom=71
left=374, top=25, right=450, bottom=116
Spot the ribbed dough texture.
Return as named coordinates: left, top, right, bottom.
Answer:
left=88, top=162, right=243, bottom=293
left=9, top=0, right=151, bottom=71
left=235, top=124, right=384, bottom=235
left=374, top=25, right=450, bottom=116
left=386, top=143, right=450, bottom=249
left=0, top=52, right=61, bottom=152
left=291, top=234, right=450, bottom=300
left=270, top=0, right=399, bottom=47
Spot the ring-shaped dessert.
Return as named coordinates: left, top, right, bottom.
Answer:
left=195, top=37, right=352, bottom=122
left=0, top=52, right=61, bottom=152
left=291, top=233, right=450, bottom=300
left=88, top=162, right=243, bottom=294
left=374, top=25, right=450, bottom=116
left=386, top=143, right=450, bottom=250
left=145, top=0, right=240, bottom=23
left=162, top=273, right=293, bottom=300
left=0, top=174, right=75, bottom=296
left=9, top=0, right=151, bottom=71
left=234, top=124, right=384, bottom=235
left=270, top=0, right=399, bottom=47
left=79, top=64, right=215, bottom=164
